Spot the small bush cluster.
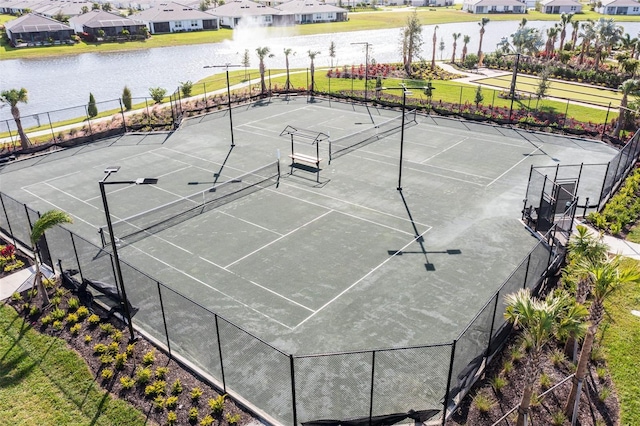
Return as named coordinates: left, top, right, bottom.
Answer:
left=588, top=169, right=640, bottom=235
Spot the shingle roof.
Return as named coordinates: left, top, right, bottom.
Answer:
left=466, top=0, right=525, bottom=6
left=275, top=0, right=347, bottom=14
left=600, top=0, right=639, bottom=6
left=133, top=1, right=218, bottom=21
left=210, top=0, right=279, bottom=17
left=5, top=12, right=72, bottom=32
left=540, top=0, right=582, bottom=5
left=69, top=10, right=144, bottom=28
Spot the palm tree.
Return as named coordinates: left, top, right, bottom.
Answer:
left=593, top=18, right=623, bottom=70
left=570, top=20, right=580, bottom=51
left=451, top=33, right=461, bottom=64
left=308, top=50, right=320, bottom=92
left=578, top=19, right=596, bottom=65
left=545, top=25, right=559, bottom=59
left=255, top=46, right=272, bottom=95
left=505, top=289, right=576, bottom=426
left=284, top=48, right=294, bottom=91
left=613, top=78, right=640, bottom=137
left=562, top=225, right=608, bottom=360
left=461, top=35, right=471, bottom=63
left=558, top=13, right=573, bottom=53
left=477, top=18, right=490, bottom=67
left=30, top=210, right=73, bottom=306
left=1, top=88, right=31, bottom=150
left=564, top=256, right=640, bottom=419
left=431, top=25, right=439, bottom=71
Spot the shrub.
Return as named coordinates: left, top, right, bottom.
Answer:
left=490, top=375, right=507, bottom=393
left=145, top=380, right=166, bottom=397
left=153, top=395, right=165, bottom=410
left=41, top=315, right=53, bottom=326
left=208, top=394, right=226, bottom=415
left=99, top=323, right=115, bottom=335
left=84, top=335, right=92, bottom=344
left=110, top=330, right=123, bottom=342
left=225, top=413, right=241, bottom=425
left=180, top=80, right=194, bottom=97
left=149, top=87, right=166, bottom=104
left=52, top=320, right=63, bottom=331
left=171, top=379, right=183, bottom=395
left=66, top=313, right=79, bottom=325
left=120, top=376, right=136, bottom=390
left=88, top=314, right=101, bottom=326
left=551, top=410, right=566, bottom=426
left=76, top=306, right=90, bottom=319
left=29, top=305, right=40, bottom=317
left=88, top=93, right=98, bottom=118
left=70, top=323, right=81, bottom=336
left=11, top=292, right=22, bottom=302
left=50, top=296, right=61, bottom=307
left=472, top=392, right=495, bottom=413
left=51, top=308, right=66, bottom=321
left=67, top=297, right=80, bottom=311
left=167, top=411, right=178, bottom=425
left=101, top=368, right=114, bottom=380
left=539, top=372, right=552, bottom=389
left=166, top=395, right=178, bottom=410
left=550, top=348, right=566, bottom=367
left=54, top=287, right=67, bottom=298
left=189, top=407, right=199, bottom=423
left=599, top=386, right=611, bottom=402
left=126, top=343, right=136, bottom=357
left=200, top=415, right=214, bottom=426
left=115, top=352, right=127, bottom=370
left=107, top=341, right=119, bottom=356
left=100, top=354, right=114, bottom=365
left=142, top=350, right=156, bottom=366
left=42, top=278, right=56, bottom=289
left=190, top=387, right=203, bottom=402
left=122, top=86, right=132, bottom=110
left=136, top=367, right=153, bottom=385
left=155, top=366, right=169, bottom=379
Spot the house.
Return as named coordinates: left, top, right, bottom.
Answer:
left=462, top=0, right=526, bottom=13
left=133, top=2, right=218, bottom=33
left=4, top=13, right=74, bottom=47
left=274, top=0, right=348, bottom=24
left=211, top=0, right=280, bottom=29
left=596, top=0, right=640, bottom=15
left=410, top=0, right=453, bottom=6
left=539, top=0, right=582, bottom=13
left=69, top=10, right=147, bottom=38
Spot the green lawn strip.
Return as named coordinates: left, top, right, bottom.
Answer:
left=475, top=75, right=622, bottom=109
left=600, top=258, right=640, bottom=425
left=627, top=225, right=640, bottom=243
left=5, top=10, right=640, bottom=60
left=0, top=304, right=148, bottom=426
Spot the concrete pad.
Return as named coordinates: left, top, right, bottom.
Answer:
left=0, top=265, right=36, bottom=300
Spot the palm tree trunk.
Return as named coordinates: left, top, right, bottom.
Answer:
left=310, top=61, right=315, bottom=92
left=516, top=382, right=534, bottom=426
left=565, top=327, right=596, bottom=418
left=11, top=106, right=30, bottom=150
left=285, top=57, right=291, bottom=90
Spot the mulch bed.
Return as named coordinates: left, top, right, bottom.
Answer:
left=6, top=276, right=257, bottom=426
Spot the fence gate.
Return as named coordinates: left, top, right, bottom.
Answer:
left=524, top=169, right=578, bottom=233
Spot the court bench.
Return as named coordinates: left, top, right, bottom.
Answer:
left=289, top=152, right=322, bottom=170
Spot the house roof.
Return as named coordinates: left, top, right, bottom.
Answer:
left=5, top=12, right=72, bottom=32
left=465, top=0, right=525, bottom=6
left=211, top=0, right=280, bottom=17
left=133, top=2, right=218, bottom=21
left=600, top=0, right=640, bottom=6
left=540, top=0, right=582, bottom=5
left=69, top=10, right=145, bottom=28
left=275, top=0, right=347, bottom=14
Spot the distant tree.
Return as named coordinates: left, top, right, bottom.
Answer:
left=102, top=2, right=112, bottom=11
left=180, top=80, right=193, bottom=97
left=199, top=0, right=211, bottom=10
left=0, top=88, right=31, bottom=150
left=308, top=50, right=320, bottom=92
left=558, top=13, right=574, bottom=53
left=87, top=93, right=98, bottom=118
left=477, top=17, right=490, bottom=67
left=81, top=5, right=89, bottom=13
left=438, top=37, right=445, bottom=61
left=400, top=11, right=423, bottom=75
left=242, top=49, right=250, bottom=80
left=92, top=2, right=100, bottom=10
left=284, top=48, right=294, bottom=90
left=463, top=53, right=479, bottom=69
left=149, top=87, right=167, bottom=104
left=329, top=40, right=336, bottom=68
left=461, top=34, right=471, bottom=63
left=474, top=85, right=484, bottom=107
left=256, top=46, right=273, bottom=94
left=613, top=78, right=640, bottom=137
left=451, top=33, right=461, bottom=63
left=431, top=25, right=438, bottom=70
left=122, top=86, right=132, bottom=110
left=53, top=11, right=68, bottom=23
left=535, top=69, right=551, bottom=109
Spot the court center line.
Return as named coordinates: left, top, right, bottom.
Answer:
left=124, top=245, right=294, bottom=330
left=293, top=227, right=431, bottom=330
left=238, top=105, right=310, bottom=127
left=20, top=170, right=83, bottom=188
left=218, top=210, right=283, bottom=236
left=198, top=256, right=314, bottom=313
left=486, top=146, right=542, bottom=187
left=420, top=137, right=468, bottom=163
left=224, top=209, right=334, bottom=269
left=21, top=188, right=99, bottom=229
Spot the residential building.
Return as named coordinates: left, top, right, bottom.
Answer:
left=133, top=1, right=218, bottom=33
left=4, top=12, right=74, bottom=46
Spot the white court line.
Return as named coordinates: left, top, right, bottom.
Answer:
left=21, top=170, right=83, bottom=188
left=416, top=124, right=531, bottom=148
left=420, top=137, right=468, bottom=163
left=22, top=188, right=98, bottom=229
left=293, top=227, right=431, bottom=330
left=124, top=244, right=294, bottom=330
left=487, top=146, right=542, bottom=187
left=157, top=147, right=247, bottom=175
left=224, top=209, right=334, bottom=269
left=218, top=210, right=283, bottom=236
left=238, top=105, right=310, bottom=127
left=199, top=256, right=314, bottom=313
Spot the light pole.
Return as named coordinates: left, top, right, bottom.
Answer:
left=99, top=166, right=158, bottom=342
left=397, top=84, right=412, bottom=191
left=351, top=42, right=371, bottom=102
left=204, top=63, right=242, bottom=147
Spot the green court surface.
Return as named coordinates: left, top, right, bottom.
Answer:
left=0, top=98, right=619, bottom=355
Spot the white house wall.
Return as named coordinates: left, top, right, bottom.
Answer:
left=170, top=19, right=204, bottom=31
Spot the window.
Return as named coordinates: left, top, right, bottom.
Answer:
left=263, top=15, right=272, bottom=23
left=570, top=6, right=577, bottom=11
left=175, top=21, right=182, bottom=28
left=491, top=5, right=497, bottom=11
left=634, top=6, right=639, bottom=12
left=315, top=14, right=322, bottom=20
left=191, top=20, right=197, bottom=27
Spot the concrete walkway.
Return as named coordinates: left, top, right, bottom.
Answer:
left=575, top=219, right=640, bottom=261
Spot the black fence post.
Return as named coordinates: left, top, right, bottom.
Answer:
left=70, top=232, right=84, bottom=280
left=290, top=354, right=297, bottom=426
left=597, top=162, right=611, bottom=210
left=215, top=314, right=226, bottom=392
left=442, top=340, right=457, bottom=426
left=522, top=254, right=531, bottom=289
left=157, top=282, right=171, bottom=356
left=47, top=112, right=56, bottom=142
left=119, top=98, right=126, bottom=132
left=369, top=351, right=376, bottom=426
left=24, top=204, right=34, bottom=250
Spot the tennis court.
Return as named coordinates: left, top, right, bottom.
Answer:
left=0, top=97, right=619, bottom=356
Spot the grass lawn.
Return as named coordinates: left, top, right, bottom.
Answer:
left=600, top=257, right=640, bottom=426
left=627, top=225, right=640, bottom=244
left=475, top=75, right=622, bottom=109
left=0, top=304, right=149, bottom=426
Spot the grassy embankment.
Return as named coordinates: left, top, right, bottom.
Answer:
left=0, top=304, right=148, bottom=425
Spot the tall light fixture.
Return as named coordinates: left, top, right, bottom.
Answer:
left=204, top=63, right=242, bottom=147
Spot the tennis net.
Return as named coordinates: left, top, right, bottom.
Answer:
left=329, top=109, right=417, bottom=162
left=100, top=161, right=280, bottom=246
